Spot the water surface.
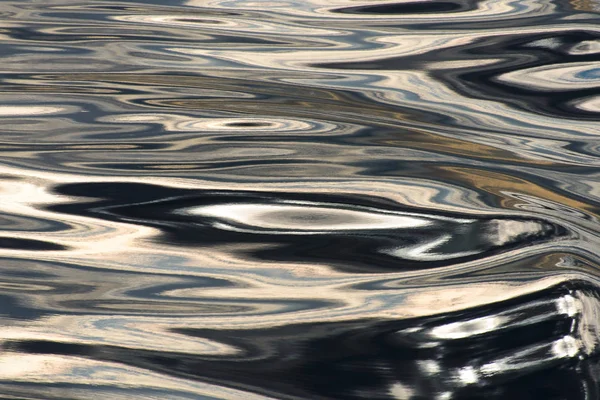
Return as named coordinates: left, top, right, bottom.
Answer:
left=0, top=0, right=599, bottom=399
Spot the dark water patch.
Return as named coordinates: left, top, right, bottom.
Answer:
left=5, top=281, right=600, bottom=399
left=333, top=1, right=471, bottom=15
left=0, top=237, right=66, bottom=251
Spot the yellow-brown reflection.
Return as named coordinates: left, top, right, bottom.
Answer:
left=437, top=165, right=599, bottom=217
left=382, top=130, right=558, bottom=167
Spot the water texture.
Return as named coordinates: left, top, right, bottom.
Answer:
left=0, top=0, right=599, bottom=399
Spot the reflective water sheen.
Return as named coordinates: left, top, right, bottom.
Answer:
left=0, top=0, right=599, bottom=399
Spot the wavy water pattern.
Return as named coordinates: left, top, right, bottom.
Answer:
left=0, top=0, right=599, bottom=399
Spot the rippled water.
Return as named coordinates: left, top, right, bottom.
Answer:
left=0, top=0, right=599, bottom=399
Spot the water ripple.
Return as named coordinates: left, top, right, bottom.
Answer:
left=0, top=0, right=599, bottom=398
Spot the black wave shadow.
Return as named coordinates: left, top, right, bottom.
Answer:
left=0, top=237, right=66, bottom=251
left=47, top=182, right=568, bottom=273
left=5, top=281, right=600, bottom=399
left=331, top=1, right=475, bottom=15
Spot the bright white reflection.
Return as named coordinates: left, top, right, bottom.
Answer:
left=551, top=335, right=580, bottom=358
left=556, top=293, right=579, bottom=317
left=430, top=315, right=508, bottom=340
left=568, top=40, right=600, bottom=55
left=183, top=203, right=432, bottom=232
left=573, top=96, right=600, bottom=112
left=489, top=219, right=549, bottom=246
left=457, top=366, right=479, bottom=385
left=497, top=62, right=600, bottom=91
left=389, top=381, right=415, bottom=399
left=418, top=360, right=441, bottom=375
left=0, top=106, right=68, bottom=116
left=384, top=234, right=479, bottom=261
